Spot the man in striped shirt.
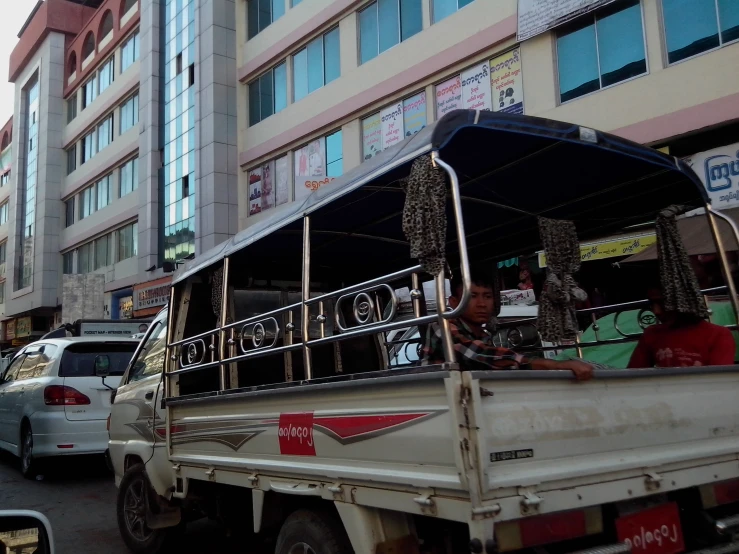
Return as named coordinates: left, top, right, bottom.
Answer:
left=422, top=273, right=593, bottom=380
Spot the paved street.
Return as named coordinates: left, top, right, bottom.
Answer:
left=0, top=451, right=265, bottom=554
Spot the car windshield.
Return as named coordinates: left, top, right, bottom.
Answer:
left=60, top=343, right=137, bottom=377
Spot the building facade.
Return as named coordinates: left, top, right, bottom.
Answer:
left=236, top=0, right=739, bottom=228
left=3, top=0, right=238, bottom=342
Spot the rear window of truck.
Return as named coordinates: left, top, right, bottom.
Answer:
left=60, top=342, right=137, bottom=377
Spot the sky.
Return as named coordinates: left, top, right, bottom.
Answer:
left=0, top=0, right=40, bottom=124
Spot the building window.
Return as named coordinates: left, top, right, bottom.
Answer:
left=293, top=28, right=340, bottom=102
left=97, top=114, right=114, bottom=152
left=120, top=93, right=139, bottom=134
left=121, top=32, right=140, bottom=73
left=359, top=0, right=423, bottom=64
left=182, top=174, right=190, bottom=197
left=0, top=282, right=4, bottom=304
left=94, top=233, right=113, bottom=270
left=0, top=242, right=6, bottom=281
left=433, top=0, right=475, bottom=23
left=80, top=185, right=96, bottom=219
left=78, top=242, right=93, bottom=274
left=362, top=91, right=427, bottom=161
left=63, top=251, right=74, bottom=275
left=117, top=222, right=138, bottom=262
left=0, top=172, right=9, bottom=186
left=0, top=202, right=7, bottom=225
left=249, top=63, right=287, bottom=126
left=67, top=145, right=77, bottom=175
left=557, top=0, right=646, bottom=103
left=96, top=174, right=113, bottom=210
left=82, top=78, right=97, bottom=109
left=67, top=93, right=77, bottom=123
left=16, top=78, right=39, bottom=290
left=292, top=130, right=343, bottom=202
left=248, top=0, right=285, bottom=39
left=120, top=157, right=138, bottom=197
left=98, top=57, right=115, bottom=95
left=82, top=129, right=97, bottom=163
left=65, top=198, right=75, bottom=227
left=663, top=0, right=738, bottom=64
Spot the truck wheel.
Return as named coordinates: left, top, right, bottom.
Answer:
left=117, top=463, right=181, bottom=554
left=275, top=510, right=352, bottom=554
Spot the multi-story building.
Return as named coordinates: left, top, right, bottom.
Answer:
left=236, top=0, right=739, bottom=229
left=3, top=0, right=238, bottom=344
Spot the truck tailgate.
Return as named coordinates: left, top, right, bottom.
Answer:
left=473, top=368, right=739, bottom=498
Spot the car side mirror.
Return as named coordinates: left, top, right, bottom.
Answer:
left=0, top=510, right=54, bottom=554
left=94, top=355, right=111, bottom=377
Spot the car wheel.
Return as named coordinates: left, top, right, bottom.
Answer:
left=20, top=423, right=39, bottom=479
left=275, top=510, right=352, bottom=554
left=117, top=463, right=181, bottom=554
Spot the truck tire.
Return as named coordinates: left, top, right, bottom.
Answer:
left=117, top=463, right=181, bottom=554
left=275, top=510, right=353, bottom=554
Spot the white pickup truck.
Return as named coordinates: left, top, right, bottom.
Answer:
left=109, top=111, right=739, bottom=554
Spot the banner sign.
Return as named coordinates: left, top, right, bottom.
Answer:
left=517, top=0, right=618, bottom=41
left=490, top=48, right=524, bottom=115
left=461, top=62, right=492, bottom=112
left=402, top=92, right=427, bottom=138
left=538, top=234, right=657, bottom=267
left=685, top=142, right=739, bottom=210
left=362, top=113, right=382, bottom=162
left=294, top=138, right=331, bottom=200
left=435, top=75, right=462, bottom=120
left=380, top=102, right=404, bottom=150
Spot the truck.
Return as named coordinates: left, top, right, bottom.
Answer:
left=109, top=110, right=739, bottom=554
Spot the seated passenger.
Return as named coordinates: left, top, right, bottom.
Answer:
left=422, top=273, right=593, bottom=380
left=628, top=286, right=735, bottom=368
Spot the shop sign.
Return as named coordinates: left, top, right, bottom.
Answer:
left=685, top=142, right=739, bottom=210
left=16, top=317, right=32, bottom=338
left=80, top=321, right=147, bottom=337
left=538, top=234, right=656, bottom=267
left=134, top=283, right=171, bottom=311
left=119, top=296, right=134, bottom=319
left=4, top=320, right=15, bottom=341
left=490, top=48, right=524, bottom=115
left=501, top=288, right=536, bottom=305
left=517, top=0, right=618, bottom=41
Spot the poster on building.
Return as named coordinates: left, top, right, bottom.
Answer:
left=261, top=160, right=276, bottom=211
left=685, top=142, right=739, bottom=210
left=403, top=92, right=427, bottom=138
left=275, top=156, right=289, bottom=206
left=16, top=317, right=32, bottom=338
left=5, top=320, right=15, bottom=341
left=380, top=102, right=404, bottom=150
left=362, top=113, right=382, bottom=162
left=517, top=0, right=618, bottom=41
left=461, top=62, right=493, bottom=112
left=119, top=296, right=133, bottom=319
left=435, top=75, right=462, bottom=120
left=294, top=138, right=329, bottom=200
left=490, top=48, right=524, bottom=115
left=248, top=169, right=262, bottom=216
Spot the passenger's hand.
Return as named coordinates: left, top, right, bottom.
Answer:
left=559, top=360, right=594, bottom=381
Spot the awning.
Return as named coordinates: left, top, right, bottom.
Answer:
left=538, top=233, right=656, bottom=267
left=622, top=208, right=739, bottom=263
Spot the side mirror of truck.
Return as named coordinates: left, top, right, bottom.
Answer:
left=94, top=355, right=111, bottom=377
left=0, top=510, right=54, bottom=554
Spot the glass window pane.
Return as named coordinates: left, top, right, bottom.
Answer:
left=663, top=0, right=719, bottom=63
left=326, top=131, right=343, bottom=177
left=378, top=0, right=400, bottom=53
left=719, top=0, right=739, bottom=43
left=249, top=80, right=261, bottom=124
left=272, top=0, right=285, bottom=21
left=596, top=1, right=646, bottom=87
left=557, top=23, right=600, bottom=102
left=324, top=29, right=341, bottom=84
left=274, top=63, right=287, bottom=112
left=400, top=0, right=423, bottom=41
left=258, top=0, right=271, bottom=33
left=359, top=5, right=379, bottom=64
left=307, top=38, right=324, bottom=93
left=260, top=71, right=274, bottom=121
left=433, top=0, right=457, bottom=23
left=248, top=0, right=260, bottom=39
left=293, top=48, right=309, bottom=101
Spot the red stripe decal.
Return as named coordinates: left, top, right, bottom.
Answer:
left=313, top=413, right=430, bottom=439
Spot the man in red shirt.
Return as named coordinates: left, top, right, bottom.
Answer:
left=628, top=287, right=735, bottom=368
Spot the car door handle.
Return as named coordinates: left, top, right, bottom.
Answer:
left=145, top=391, right=154, bottom=400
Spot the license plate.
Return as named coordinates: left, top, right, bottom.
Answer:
left=615, top=502, right=685, bottom=554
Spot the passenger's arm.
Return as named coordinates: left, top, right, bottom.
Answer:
left=452, top=330, right=523, bottom=369
left=529, top=358, right=593, bottom=381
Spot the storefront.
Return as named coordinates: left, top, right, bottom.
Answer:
left=110, top=287, right=134, bottom=319
left=133, top=277, right=172, bottom=318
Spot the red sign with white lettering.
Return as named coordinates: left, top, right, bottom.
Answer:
left=278, top=412, right=316, bottom=456
left=616, top=503, right=685, bottom=554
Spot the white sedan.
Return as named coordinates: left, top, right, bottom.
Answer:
left=0, top=337, right=139, bottom=478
